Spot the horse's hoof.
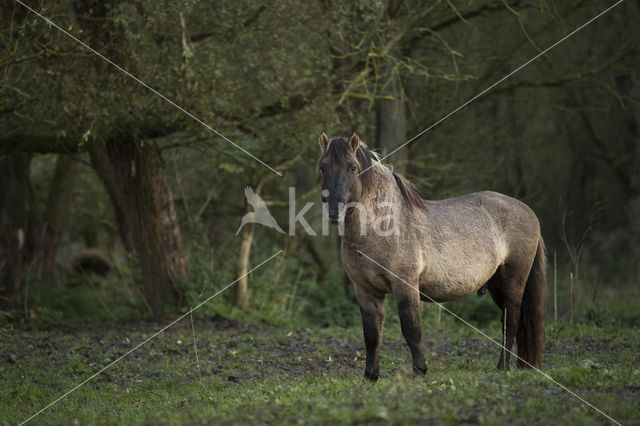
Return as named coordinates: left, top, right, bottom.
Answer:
left=413, top=365, right=427, bottom=376
left=364, top=370, right=379, bottom=382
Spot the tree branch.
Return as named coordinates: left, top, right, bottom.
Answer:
left=0, top=133, right=91, bottom=154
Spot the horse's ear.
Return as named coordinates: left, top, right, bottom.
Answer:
left=319, top=132, right=330, bottom=152
left=348, top=132, right=360, bottom=152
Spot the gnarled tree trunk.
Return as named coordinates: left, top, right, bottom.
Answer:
left=89, top=139, right=187, bottom=312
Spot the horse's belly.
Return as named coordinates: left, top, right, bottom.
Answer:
left=419, top=276, right=487, bottom=302
left=419, top=253, right=499, bottom=302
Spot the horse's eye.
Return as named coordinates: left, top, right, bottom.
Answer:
left=349, top=164, right=356, bottom=172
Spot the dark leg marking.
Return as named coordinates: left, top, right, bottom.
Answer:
left=397, top=293, right=427, bottom=376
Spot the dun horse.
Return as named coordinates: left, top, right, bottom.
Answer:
left=318, top=132, right=546, bottom=380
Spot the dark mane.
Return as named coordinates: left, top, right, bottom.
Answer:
left=392, top=172, right=427, bottom=211
left=320, top=137, right=426, bottom=211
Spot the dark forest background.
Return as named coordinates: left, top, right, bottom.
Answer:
left=1, top=0, right=638, bottom=326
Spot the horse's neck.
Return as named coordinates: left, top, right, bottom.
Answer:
left=342, top=166, right=406, bottom=241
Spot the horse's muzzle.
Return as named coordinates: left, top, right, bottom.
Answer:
left=328, top=206, right=347, bottom=224
left=328, top=211, right=342, bottom=224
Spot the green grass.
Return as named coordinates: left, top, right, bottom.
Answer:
left=1, top=314, right=638, bottom=425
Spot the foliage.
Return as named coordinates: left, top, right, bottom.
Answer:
left=301, top=268, right=361, bottom=328
left=1, top=0, right=639, bottom=360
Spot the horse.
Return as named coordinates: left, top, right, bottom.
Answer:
left=317, top=132, right=546, bottom=380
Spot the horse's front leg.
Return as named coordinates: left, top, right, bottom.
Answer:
left=354, top=286, right=385, bottom=381
left=395, top=285, right=427, bottom=376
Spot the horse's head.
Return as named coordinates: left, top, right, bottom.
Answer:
left=317, top=132, right=372, bottom=223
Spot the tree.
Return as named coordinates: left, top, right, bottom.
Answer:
left=89, top=137, right=188, bottom=311
left=40, top=155, right=80, bottom=283
left=0, top=153, right=35, bottom=305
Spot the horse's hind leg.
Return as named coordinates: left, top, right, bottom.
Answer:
left=354, top=286, right=385, bottom=381
left=497, top=303, right=520, bottom=370
left=488, top=266, right=526, bottom=370
left=395, top=285, right=427, bottom=376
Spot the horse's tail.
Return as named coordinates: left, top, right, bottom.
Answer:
left=517, top=236, right=546, bottom=368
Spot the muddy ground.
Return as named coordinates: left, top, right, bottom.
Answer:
left=1, top=315, right=638, bottom=424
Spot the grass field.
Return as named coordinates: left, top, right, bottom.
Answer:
left=1, top=308, right=638, bottom=425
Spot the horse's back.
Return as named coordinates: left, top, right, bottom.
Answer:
left=424, top=190, right=539, bottom=233
left=473, top=190, right=539, bottom=229
left=462, top=191, right=541, bottom=255
left=425, top=190, right=540, bottom=255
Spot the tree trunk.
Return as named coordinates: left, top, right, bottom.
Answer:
left=0, top=153, right=33, bottom=305
left=89, top=139, right=186, bottom=312
left=376, top=73, right=407, bottom=173
left=154, top=168, right=188, bottom=285
left=234, top=223, right=254, bottom=309
left=89, top=143, right=134, bottom=251
left=40, top=155, right=79, bottom=283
